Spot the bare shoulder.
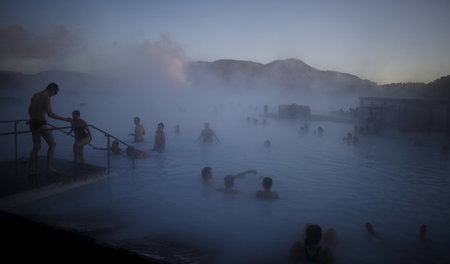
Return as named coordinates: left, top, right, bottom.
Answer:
left=289, top=241, right=305, bottom=261
left=319, top=246, right=335, bottom=264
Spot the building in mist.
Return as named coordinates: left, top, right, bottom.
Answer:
left=357, top=97, right=450, bottom=132
left=278, top=104, right=311, bottom=119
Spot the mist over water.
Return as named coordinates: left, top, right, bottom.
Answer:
left=2, top=80, right=450, bottom=263
left=1, top=39, right=449, bottom=263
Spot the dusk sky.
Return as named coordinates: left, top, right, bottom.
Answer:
left=1, top=0, right=450, bottom=84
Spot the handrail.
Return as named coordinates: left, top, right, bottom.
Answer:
left=88, top=125, right=132, bottom=148
left=0, top=119, right=29, bottom=124
left=87, top=124, right=136, bottom=173
left=0, top=126, right=72, bottom=136
left=0, top=119, right=136, bottom=174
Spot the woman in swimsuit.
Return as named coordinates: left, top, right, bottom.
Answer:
left=71, top=110, right=91, bottom=164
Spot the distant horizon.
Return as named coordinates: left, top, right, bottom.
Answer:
left=1, top=57, right=448, bottom=86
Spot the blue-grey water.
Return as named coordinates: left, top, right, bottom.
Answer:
left=2, top=99, right=450, bottom=264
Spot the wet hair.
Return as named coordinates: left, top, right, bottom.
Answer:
left=201, top=167, right=212, bottom=181
left=224, top=175, right=235, bottom=188
left=72, top=110, right=80, bottom=116
left=262, top=177, right=273, bottom=191
left=158, top=122, right=164, bottom=129
left=305, top=224, right=322, bottom=247
left=46, top=82, right=59, bottom=92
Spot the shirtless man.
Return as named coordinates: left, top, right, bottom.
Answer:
left=28, top=83, right=72, bottom=175
left=129, top=117, right=145, bottom=142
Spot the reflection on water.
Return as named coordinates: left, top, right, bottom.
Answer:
left=7, top=111, right=450, bottom=264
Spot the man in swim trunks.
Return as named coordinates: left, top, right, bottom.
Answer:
left=28, top=82, right=72, bottom=175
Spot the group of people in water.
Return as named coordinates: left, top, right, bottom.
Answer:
left=201, top=167, right=279, bottom=199
left=26, top=83, right=168, bottom=174
left=26, top=82, right=432, bottom=263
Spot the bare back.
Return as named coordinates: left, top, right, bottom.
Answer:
left=28, top=91, right=51, bottom=121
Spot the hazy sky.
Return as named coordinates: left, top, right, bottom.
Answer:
left=1, top=0, right=449, bottom=84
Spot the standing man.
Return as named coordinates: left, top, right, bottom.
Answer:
left=28, top=82, right=72, bottom=175
left=129, top=116, right=145, bottom=142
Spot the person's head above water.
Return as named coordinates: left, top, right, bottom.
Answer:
left=224, top=175, right=235, bottom=189
left=201, top=167, right=212, bottom=182
left=158, top=122, right=164, bottom=130
left=305, top=224, right=322, bottom=247
left=134, top=117, right=140, bottom=124
left=45, top=82, right=59, bottom=96
left=72, top=110, right=81, bottom=119
left=262, top=177, right=273, bottom=191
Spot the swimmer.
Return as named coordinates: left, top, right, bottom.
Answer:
left=264, top=140, right=271, bottom=148
left=217, top=170, right=257, bottom=194
left=129, top=117, right=145, bottom=142
left=126, top=146, right=150, bottom=159
left=290, top=224, right=335, bottom=264
left=93, top=140, right=124, bottom=155
left=152, top=122, right=166, bottom=152
left=365, top=222, right=379, bottom=239
left=197, top=122, right=220, bottom=142
left=255, top=177, right=279, bottom=199
left=201, top=166, right=213, bottom=184
left=315, top=126, right=324, bottom=136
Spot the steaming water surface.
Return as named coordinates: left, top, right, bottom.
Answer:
left=4, top=104, right=450, bottom=264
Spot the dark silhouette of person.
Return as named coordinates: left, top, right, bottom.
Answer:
left=216, top=170, right=257, bottom=194
left=152, top=122, right=166, bottom=152
left=129, top=117, right=145, bottom=142
left=70, top=110, right=91, bottom=164
left=27, top=82, right=72, bottom=175
left=255, top=177, right=279, bottom=199
left=197, top=122, right=219, bottom=142
left=290, top=224, right=335, bottom=263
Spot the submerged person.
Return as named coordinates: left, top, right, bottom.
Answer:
left=197, top=122, right=220, bottom=142
left=152, top=122, right=166, bottom=152
left=290, top=224, right=335, bottom=264
left=316, top=126, right=324, bottom=136
left=129, top=116, right=145, bottom=142
left=217, top=170, right=257, bottom=194
left=27, top=82, right=72, bottom=175
left=255, top=176, right=279, bottom=199
left=70, top=110, right=92, bottom=164
left=93, top=140, right=124, bottom=155
left=201, top=166, right=213, bottom=184
left=126, top=146, right=150, bottom=159
left=365, top=222, right=380, bottom=239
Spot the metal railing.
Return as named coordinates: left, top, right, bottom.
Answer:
left=0, top=119, right=135, bottom=174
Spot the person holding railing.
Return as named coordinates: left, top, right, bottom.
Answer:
left=27, top=82, right=72, bottom=175
left=70, top=110, right=91, bottom=164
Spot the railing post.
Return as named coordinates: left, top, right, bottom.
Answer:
left=106, top=134, right=111, bottom=175
left=132, top=155, right=135, bottom=169
left=14, top=120, right=18, bottom=173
